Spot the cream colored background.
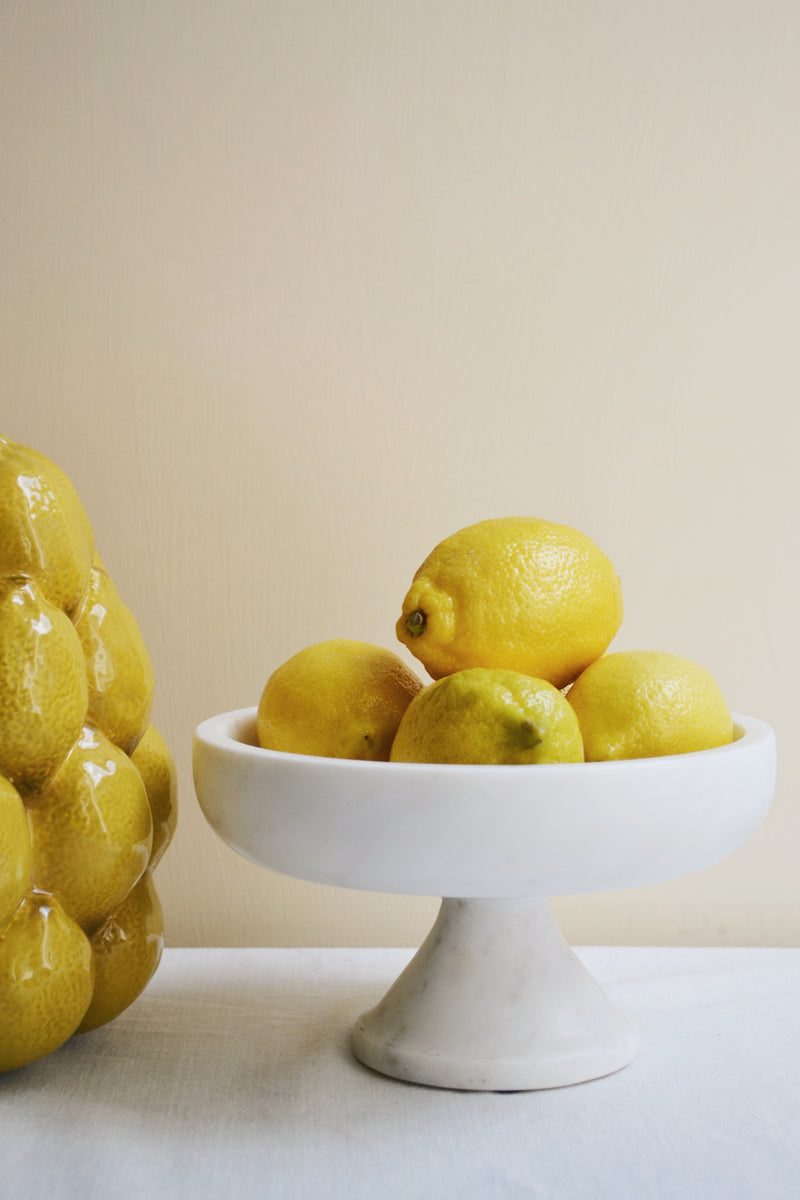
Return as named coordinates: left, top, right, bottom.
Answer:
left=2, top=2, right=798, bottom=947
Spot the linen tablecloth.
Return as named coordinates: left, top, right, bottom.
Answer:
left=2, top=946, right=798, bottom=1199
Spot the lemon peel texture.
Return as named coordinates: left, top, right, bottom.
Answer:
left=390, top=667, right=584, bottom=765
left=396, top=517, right=623, bottom=688
left=566, top=650, right=733, bottom=761
left=257, top=638, right=422, bottom=761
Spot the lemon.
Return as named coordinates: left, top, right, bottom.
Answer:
left=130, top=723, right=178, bottom=868
left=0, top=436, right=93, bottom=618
left=0, top=578, right=89, bottom=796
left=257, top=638, right=423, bottom=760
left=390, top=667, right=584, bottom=765
left=0, top=776, right=32, bottom=930
left=566, top=650, right=734, bottom=761
left=29, top=725, right=153, bottom=932
left=0, top=889, right=94, bottom=1073
left=74, top=554, right=154, bottom=755
left=396, top=517, right=623, bottom=688
left=77, top=870, right=164, bottom=1033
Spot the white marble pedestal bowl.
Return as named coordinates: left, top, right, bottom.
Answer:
left=193, top=709, right=775, bottom=1092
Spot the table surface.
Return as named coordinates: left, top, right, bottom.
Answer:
left=2, top=946, right=798, bottom=1199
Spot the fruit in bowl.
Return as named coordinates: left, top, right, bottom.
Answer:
left=395, top=516, right=624, bottom=688
left=0, top=436, right=176, bottom=1072
left=390, top=667, right=584, bottom=765
left=566, top=650, right=733, bottom=761
left=254, top=516, right=732, bottom=768
left=256, top=639, right=422, bottom=761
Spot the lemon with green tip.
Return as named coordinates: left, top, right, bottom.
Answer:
left=396, top=517, right=623, bottom=688
left=390, top=667, right=584, bottom=765
left=566, top=650, right=733, bottom=761
left=257, top=638, right=423, bottom=761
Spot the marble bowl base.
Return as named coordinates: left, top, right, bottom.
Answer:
left=352, top=897, right=638, bottom=1091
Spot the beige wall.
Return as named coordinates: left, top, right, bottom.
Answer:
left=2, top=2, right=797, bottom=947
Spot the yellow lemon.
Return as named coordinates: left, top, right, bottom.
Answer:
left=74, top=554, right=154, bottom=755
left=396, top=517, right=623, bottom=688
left=130, top=724, right=178, bottom=868
left=566, top=650, right=734, bottom=761
left=0, top=889, right=94, bottom=1073
left=77, top=870, right=164, bottom=1033
left=0, top=578, right=89, bottom=796
left=390, top=667, right=584, bottom=765
left=257, top=638, right=423, bottom=760
left=0, top=776, right=32, bottom=930
left=29, top=725, right=153, bottom=932
left=0, top=436, right=93, bottom=618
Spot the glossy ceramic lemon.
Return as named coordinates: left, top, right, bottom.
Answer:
left=0, top=578, right=89, bottom=795
left=77, top=870, right=165, bottom=1033
left=0, top=890, right=94, bottom=1073
left=130, top=724, right=178, bottom=868
left=0, top=776, right=31, bottom=929
left=29, top=725, right=153, bottom=932
left=0, top=436, right=93, bottom=617
left=75, top=554, right=155, bottom=756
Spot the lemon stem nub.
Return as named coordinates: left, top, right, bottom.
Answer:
left=517, top=720, right=543, bottom=750
left=406, top=610, right=427, bottom=638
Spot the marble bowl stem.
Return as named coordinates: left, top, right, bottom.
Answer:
left=353, top=896, right=637, bottom=1090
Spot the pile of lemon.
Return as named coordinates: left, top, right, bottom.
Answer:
left=0, top=436, right=177, bottom=1072
left=257, top=516, right=733, bottom=766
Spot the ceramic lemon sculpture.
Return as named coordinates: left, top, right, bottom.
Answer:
left=0, top=435, right=177, bottom=1072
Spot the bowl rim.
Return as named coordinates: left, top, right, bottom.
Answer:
left=193, top=706, right=774, bottom=775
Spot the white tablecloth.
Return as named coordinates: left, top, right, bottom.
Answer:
left=1, top=946, right=798, bottom=1199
